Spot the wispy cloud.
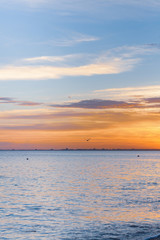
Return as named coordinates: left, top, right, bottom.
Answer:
left=42, top=33, right=100, bottom=47
left=0, top=44, right=156, bottom=81
left=104, top=44, right=160, bottom=60
left=94, top=85, right=160, bottom=100
left=0, top=97, right=42, bottom=106
left=111, top=0, right=160, bottom=8
left=144, top=97, right=160, bottom=103
left=0, top=105, right=159, bottom=132
left=1, top=84, right=160, bottom=112
left=24, top=56, right=69, bottom=63
left=50, top=99, right=142, bottom=109
left=49, top=85, right=160, bottom=110
left=17, top=101, right=42, bottom=106
left=23, top=54, right=86, bottom=65
left=2, top=0, right=160, bottom=20
left=0, top=58, right=138, bottom=81
left=0, top=97, right=14, bottom=102
left=50, top=98, right=160, bottom=110
left=0, top=44, right=158, bottom=81
left=3, top=0, right=160, bottom=9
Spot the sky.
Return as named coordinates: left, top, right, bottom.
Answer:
left=0, top=0, right=160, bottom=149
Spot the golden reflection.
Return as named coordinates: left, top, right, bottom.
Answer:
left=83, top=209, right=160, bottom=222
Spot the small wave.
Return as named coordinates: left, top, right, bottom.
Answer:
left=24, top=229, right=37, bottom=233
left=0, top=175, right=8, bottom=179
left=145, top=235, right=160, bottom=240
left=24, top=204, right=42, bottom=211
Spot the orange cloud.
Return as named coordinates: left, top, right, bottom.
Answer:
left=0, top=107, right=159, bottom=149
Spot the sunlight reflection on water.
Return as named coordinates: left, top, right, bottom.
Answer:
left=0, top=150, right=160, bottom=239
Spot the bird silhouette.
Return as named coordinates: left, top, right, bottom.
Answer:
left=86, top=138, right=91, bottom=142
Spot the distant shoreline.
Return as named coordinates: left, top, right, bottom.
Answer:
left=0, top=149, right=160, bottom=151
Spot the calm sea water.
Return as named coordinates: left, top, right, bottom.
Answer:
left=0, top=150, right=160, bottom=240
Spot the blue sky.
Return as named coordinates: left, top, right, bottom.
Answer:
left=0, top=0, right=160, bottom=149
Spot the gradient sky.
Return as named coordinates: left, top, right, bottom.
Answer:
left=0, top=0, right=160, bottom=149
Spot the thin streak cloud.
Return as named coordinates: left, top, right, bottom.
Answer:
left=0, top=97, right=14, bottom=101
left=50, top=99, right=141, bottom=109
left=3, top=0, right=160, bottom=9
left=17, top=101, right=42, bottom=106
left=94, top=85, right=160, bottom=100
left=0, top=58, right=138, bottom=81
left=23, top=54, right=86, bottom=64
left=1, top=44, right=158, bottom=81
left=0, top=97, right=42, bottom=106
left=45, top=33, right=100, bottom=47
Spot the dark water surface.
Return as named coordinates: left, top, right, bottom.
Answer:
left=0, top=150, right=160, bottom=239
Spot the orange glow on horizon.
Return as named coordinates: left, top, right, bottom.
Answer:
left=0, top=102, right=159, bottom=149
left=0, top=124, right=159, bottom=150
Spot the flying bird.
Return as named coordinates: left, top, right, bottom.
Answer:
left=86, top=138, right=91, bottom=142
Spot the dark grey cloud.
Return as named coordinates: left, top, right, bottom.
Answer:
left=50, top=99, right=142, bottom=109
left=144, top=97, right=160, bottom=103
left=0, top=97, right=15, bottom=104
left=17, top=101, right=42, bottom=106
left=0, top=97, right=14, bottom=101
left=0, top=97, right=42, bottom=106
left=1, top=96, right=159, bottom=111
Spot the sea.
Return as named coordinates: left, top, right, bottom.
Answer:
left=0, top=150, right=160, bottom=240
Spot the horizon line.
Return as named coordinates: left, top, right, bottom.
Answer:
left=0, top=148, right=160, bottom=151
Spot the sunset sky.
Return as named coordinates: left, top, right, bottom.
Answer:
left=0, top=0, right=160, bottom=149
